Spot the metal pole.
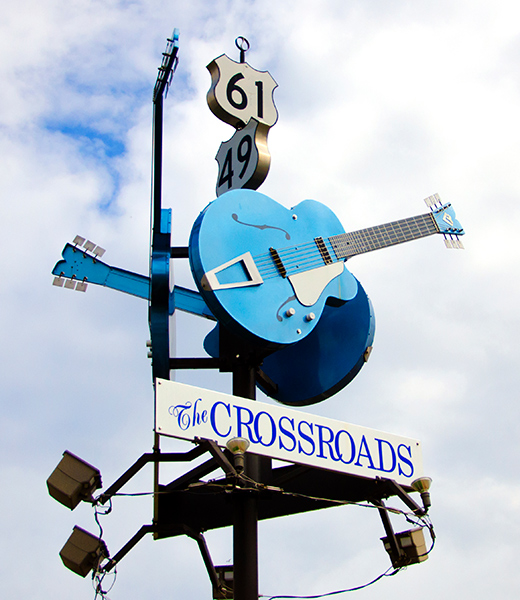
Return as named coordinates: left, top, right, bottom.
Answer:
left=232, top=362, right=259, bottom=600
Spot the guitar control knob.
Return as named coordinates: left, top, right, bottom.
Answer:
left=305, top=312, right=316, bottom=322
left=285, top=308, right=296, bottom=317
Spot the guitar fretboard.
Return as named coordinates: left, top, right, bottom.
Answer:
left=329, top=213, right=439, bottom=260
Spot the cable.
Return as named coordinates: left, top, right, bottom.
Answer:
left=101, top=479, right=432, bottom=528
left=92, top=565, right=117, bottom=600
left=94, top=497, right=112, bottom=540
left=261, top=565, right=401, bottom=599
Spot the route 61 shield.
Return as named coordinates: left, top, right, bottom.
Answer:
left=207, top=54, right=278, bottom=129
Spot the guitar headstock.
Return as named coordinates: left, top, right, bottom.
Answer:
left=424, top=194, right=465, bottom=249
left=52, top=236, right=107, bottom=292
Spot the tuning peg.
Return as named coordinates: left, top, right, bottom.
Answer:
left=75, top=238, right=106, bottom=258
left=83, top=240, right=96, bottom=253
left=424, top=193, right=441, bottom=209
left=53, top=274, right=89, bottom=291
left=72, top=235, right=86, bottom=247
left=444, top=235, right=465, bottom=249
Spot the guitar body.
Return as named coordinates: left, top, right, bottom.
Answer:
left=261, top=282, right=374, bottom=405
left=203, top=279, right=374, bottom=405
left=189, top=189, right=358, bottom=347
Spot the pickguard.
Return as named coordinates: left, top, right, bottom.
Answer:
left=287, top=262, right=345, bottom=306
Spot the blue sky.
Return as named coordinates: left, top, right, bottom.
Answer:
left=1, top=1, right=520, bottom=598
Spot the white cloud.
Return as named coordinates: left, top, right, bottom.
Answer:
left=1, top=1, right=519, bottom=598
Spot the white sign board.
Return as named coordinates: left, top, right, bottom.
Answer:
left=155, top=379, right=423, bottom=486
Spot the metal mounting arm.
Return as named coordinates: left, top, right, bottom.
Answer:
left=96, top=439, right=232, bottom=505
left=103, top=523, right=221, bottom=594
left=381, top=478, right=426, bottom=515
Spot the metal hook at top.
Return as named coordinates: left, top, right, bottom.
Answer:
left=235, top=36, right=250, bottom=63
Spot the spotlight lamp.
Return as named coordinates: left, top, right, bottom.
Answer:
left=225, top=437, right=250, bottom=473
left=60, top=526, right=109, bottom=577
left=381, top=527, right=428, bottom=569
left=47, top=450, right=102, bottom=510
left=411, top=476, right=432, bottom=512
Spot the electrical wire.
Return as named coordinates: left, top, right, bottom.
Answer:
left=94, top=497, right=112, bottom=540
left=91, top=477, right=434, bottom=598
left=258, top=504, right=435, bottom=600
left=101, top=478, right=433, bottom=528
left=92, top=499, right=115, bottom=599
left=261, top=565, right=401, bottom=599
left=93, top=566, right=117, bottom=600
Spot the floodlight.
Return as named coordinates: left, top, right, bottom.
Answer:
left=412, top=476, right=432, bottom=512
left=60, top=526, right=109, bottom=577
left=47, top=450, right=102, bottom=510
left=381, top=527, right=428, bottom=569
left=225, top=437, right=250, bottom=473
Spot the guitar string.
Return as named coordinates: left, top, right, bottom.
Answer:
left=257, top=224, right=427, bottom=278
left=246, top=213, right=442, bottom=283
left=254, top=214, right=438, bottom=279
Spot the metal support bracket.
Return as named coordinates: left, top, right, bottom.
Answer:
left=380, top=477, right=425, bottom=515
left=97, top=440, right=225, bottom=505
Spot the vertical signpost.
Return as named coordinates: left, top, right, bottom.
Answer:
left=206, top=39, right=280, bottom=600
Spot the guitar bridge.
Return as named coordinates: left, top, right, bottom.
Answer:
left=201, top=252, right=264, bottom=291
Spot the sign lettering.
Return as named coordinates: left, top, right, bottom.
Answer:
left=155, top=379, right=423, bottom=486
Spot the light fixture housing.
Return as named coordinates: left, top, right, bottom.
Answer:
left=225, top=437, right=250, bottom=455
left=59, top=526, right=109, bottom=577
left=47, top=450, right=102, bottom=510
left=225, top=437, right=250, bottom=473
left=412, top=476, right=432, bottom=512
left=381, top=527, right=428, bottom=568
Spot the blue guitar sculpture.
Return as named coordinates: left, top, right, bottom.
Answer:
left=51, top=238, right=374, bottom=406
left=189, top=189, right=464, bottom=349
left=52, top=239, right=214, bottom=320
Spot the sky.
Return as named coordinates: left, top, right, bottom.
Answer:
left=1, top=0, right=519, bottom=597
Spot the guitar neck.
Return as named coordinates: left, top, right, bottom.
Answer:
left=329, top=212, right=439, bottom=259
